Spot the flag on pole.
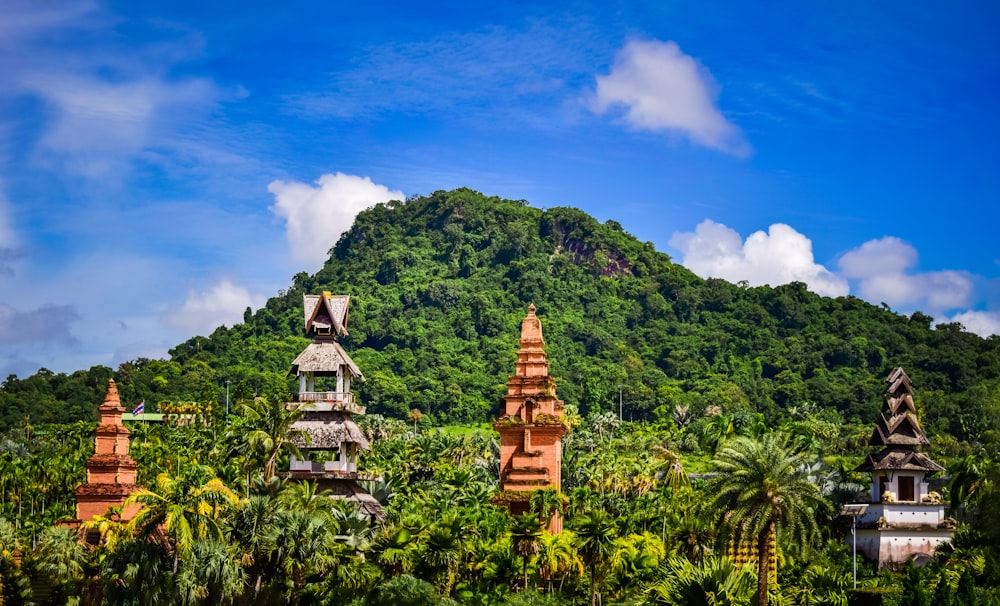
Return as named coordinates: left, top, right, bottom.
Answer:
left=133, top=401, right=145, bottom=415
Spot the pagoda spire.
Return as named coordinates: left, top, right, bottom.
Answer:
left=851, top=367, right=952, bottom=568
left=493, top=304, right=568, bottom=533
left=75, top=379, right=142, bottom=523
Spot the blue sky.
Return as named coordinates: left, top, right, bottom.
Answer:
left=1, top=0, right=998, bottom=377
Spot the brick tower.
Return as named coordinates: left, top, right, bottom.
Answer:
left=75, top=379, right=141, bottom=522
left=493, top=304, right=568, bottom=532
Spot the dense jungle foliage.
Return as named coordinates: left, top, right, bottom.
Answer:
left=3, top=188, right=1000, bottom=449
left=2, top=189, right=1000, bottom=604
left=1, top=399, right=999, bottom=605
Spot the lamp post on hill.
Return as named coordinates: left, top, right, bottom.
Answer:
left=842, top=503, right=868, bottom=589
left=617, top=384, right=623, bottom=420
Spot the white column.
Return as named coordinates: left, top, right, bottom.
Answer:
left=299, top=374, right=306, bottom=395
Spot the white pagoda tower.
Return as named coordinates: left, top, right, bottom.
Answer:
left=285, top=292, right=382, bottom=518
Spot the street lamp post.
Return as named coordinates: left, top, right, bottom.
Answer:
left=842, top=503, right=868, bottom=589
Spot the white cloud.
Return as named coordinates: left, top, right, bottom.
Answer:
left=269, top=173, right=404, bottom=266
left=946, top=310, right=1000, bottom=338
left=836, top=237, right=975, bottom=312
left=21, top=73, right=219, bottom=177
left=592, top=39, right=749, bottom=156
left=166, top=279, right=265, bottom=336
left=670, top=219, right=848, bottom=297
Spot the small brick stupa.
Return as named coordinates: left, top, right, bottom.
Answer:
left=852, top=367, right=952, bottom=567
left=284, top=293, right=383, bottom=519
left=493, top=304, right=568, bottom=532
left=75, top=379, right=141, bottom=523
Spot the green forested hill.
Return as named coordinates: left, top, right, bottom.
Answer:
left=3, top=188, right=999, bottom=445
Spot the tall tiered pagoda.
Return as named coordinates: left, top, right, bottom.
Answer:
left=851, top=367, right=952, bottom=567
left=75, top=379, right=142, bottom=523
left=493, top=305, right=568, bottom=532
left=284, top=293, right=382, bottom=518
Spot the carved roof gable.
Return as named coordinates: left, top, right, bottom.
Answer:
left=303, top=293, right=350, bottom=337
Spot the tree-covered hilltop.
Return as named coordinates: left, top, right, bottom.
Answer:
left=3, top=188, right=1000, bottom=446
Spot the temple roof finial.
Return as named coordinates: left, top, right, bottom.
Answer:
left=520, top=304, right=543, bottom=346
left=100, top=379, right=122, bottom=411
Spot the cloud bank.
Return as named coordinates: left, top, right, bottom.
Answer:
left=946, top=310, right=1000, bottom=337
left=166, top=279, right=266, bottom=336
left=670, top=219, right=848, bottom=297
left=592, top=39, right=750, bottom=156
left=269, top=173, right=404, bottom=266
left=836, top=236, right=975, bottom=312
left=672, top=221, right=996, bottom=337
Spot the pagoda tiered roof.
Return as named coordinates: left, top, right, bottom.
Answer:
left=856, top=367, right=943, bottom=474
left=289, top=411, right=370, bottom=450
left=289, top=340, right=364, bottom=379
left=855, top=447, right=944, bottom=473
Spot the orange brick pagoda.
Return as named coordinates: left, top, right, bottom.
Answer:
left=493, top=304, right=568, bottom=533
left=75, top=379, right=141, bottom=523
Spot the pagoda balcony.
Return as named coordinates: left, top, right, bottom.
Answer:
left=289, top=392, right=366, bottom=414
left=285, top=468, right=378, bottom=482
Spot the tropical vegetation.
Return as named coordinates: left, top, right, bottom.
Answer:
left=1, top=189, right=999, bottom=604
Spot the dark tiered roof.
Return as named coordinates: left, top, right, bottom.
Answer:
left=856, top=367, right=943, bottom=473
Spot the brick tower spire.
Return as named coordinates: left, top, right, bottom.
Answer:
left=493, top=304, right=568, bottom=532
left=75, top=379, right=141, bottom=522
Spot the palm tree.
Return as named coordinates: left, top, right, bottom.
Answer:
left=0, top=519, right=30, bottom=603
left=125, top=463, right=240, bottom=572
left=529, top=488, right=565, bottom=530
left=227, top=494, right=280, bottom=599
left=646, top=555, right=755, bottom=606
left=176, top=538, right=246, bottom=606
left=537, top=530, right=583, bottom=592
left=372, top=525, right=419, bottom=575
left=510, top=513, right=543, bottom=590
left=240, top=395, right=306, bottom=481
left=29, top=526, right=89, bottom=604
left=710, top=433, right=825, bottom=606
left=574, top=509, right=618, bottom=606
left=270, top=509, right=335, bottom=605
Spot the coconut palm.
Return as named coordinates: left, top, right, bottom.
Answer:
left=240, top=394, right=306, bottom=481
left=710, top=433, right=826, bottom=606
left=125, top=463, right=240, bottom=572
